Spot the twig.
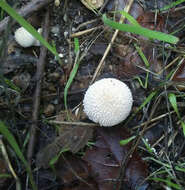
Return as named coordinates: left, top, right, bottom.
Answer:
left=0, top=0, right=53, bottom=34
left=70, top=25, right=103, bottom=38
left=157, top=56, right=181, bottom=75
left=74, top=18, right=99, bottom=31
left=27, top=10, right=50, bottom=163
left=133, top=111, right=175, bottom=129
left=48, top=120, right=98, bottom=127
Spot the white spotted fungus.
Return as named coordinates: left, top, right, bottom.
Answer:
left=83, top=78, right=133, bottom=127
left=14, top=27, right=42, bottom=48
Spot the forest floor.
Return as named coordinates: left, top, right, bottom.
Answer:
left=0, top=0, right=185, bottom=190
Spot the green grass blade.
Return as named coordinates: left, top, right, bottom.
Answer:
left=142, top=138, right=153, bottom=153
left=144, top=72, right=149, bottom=89
left=159, top=0, right=185, bottom=11
left=136, top=91, right=157, bottom=113
left=74, top=38, right=80, bottom=54
left=150, top=177, right=181, bottom=190
left=147, top=156, right=185, bottom=173
left=134, top=44, right=150, bottom=67
left=175, top=166, right=185, bottom=173
left=168, top=93, right=180, bottom=118
left=0, top=1, right=59, bottom=59
left=0, top=173, right=12, bottom=178
left=168, top=93, right=185, bottom=136
left=126, top=91, right=157, bottom=124
left=0, top=121, right=37, bottom=190
left=146, top=157, right=171, bottom=168
left=64, top=56, right=80, bottom=112
left=102, top=14, right=179, bottom=44
left=64, top=38, right=80, bottom=117
left=49, top=148, right=68, bottom=167
left=180, top=121, right=185, bottom=136
left=114, top=10, right=140, bottom=26
left=120, top=136, right=136, bottom=146
left=134, top=43, right=150, bottom=89
left=4, top=78, right=21, bottom=92
left=134, top=76, right=145, bottom=88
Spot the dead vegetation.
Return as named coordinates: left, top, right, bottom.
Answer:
left=0, top=0, right=185, bottom=190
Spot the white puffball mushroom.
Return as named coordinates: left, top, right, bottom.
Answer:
left=83, top=78, right=133, bottom=127
left=14, top=27, right=42, bottom=48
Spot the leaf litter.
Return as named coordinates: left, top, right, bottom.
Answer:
left=36, top=110, right=93, bottom=168
left=83, top=127, right=149, bottom=190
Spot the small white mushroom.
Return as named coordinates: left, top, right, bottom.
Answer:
left=14, top=27, right=42, bottom=48
left=83, top=78, right=133, bottom=127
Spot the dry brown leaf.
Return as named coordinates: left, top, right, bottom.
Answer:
left=83, top=127, right=149, bottom=190
left=116, top=42, right=160, bottom=78
left=36, top=122, right=93, bottom=168
left=55, top=154, right=98, bottom=190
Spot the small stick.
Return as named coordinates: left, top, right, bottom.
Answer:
left=70, top=25, right=103, bottom=38
left=133, top=111, right=175, bottom=129
left=157, top=56, right=181, bottom=75
left=48, top=120, right=98, bottom=127
left=27, top=10, right=50, bottom=163
left=0, top=0, right=53, bottom=34
left=74, top=18, right=99, bottom=31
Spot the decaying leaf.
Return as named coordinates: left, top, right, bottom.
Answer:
left=37, top=110, right=93, bottom=168
left=55, top=154, right=98, bottom=190
left=36, top=125, right=93, bottom=168
left=83, top=127, right=148, bottom=190
left=137, top=12, right=165, bottom=32
left=61, top=179, right=98, bottom=190
left=116, top=42, right=160, bottom=78
left=58, top=125, right=94, bottom=153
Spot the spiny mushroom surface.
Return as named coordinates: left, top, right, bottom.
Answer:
left=83, top=78, right=133, bottom=127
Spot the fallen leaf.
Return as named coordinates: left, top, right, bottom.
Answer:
left=55, top=154, right=98, bottom=190
left=116, top=42, right=160, bottom=78
left=83, top=127, right=148, bottom=190
left=58, top=125, right=94, bottom=154
left=137, top=12, right=165, bottom=32
left=36, top=125, right=93, bottom=168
